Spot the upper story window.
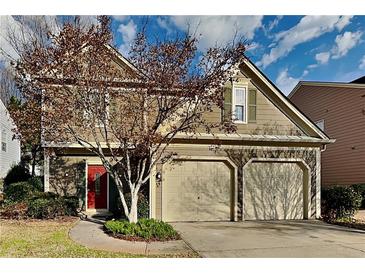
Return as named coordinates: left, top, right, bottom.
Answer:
left=222, top=84, right=257, bottom=124
left=1, top=129, right=7, bottom=152
left=315, top=119, right=325, bottom=131
left=233, top=87, right=247, bottom=123
left=83, top=90, right=109, bottom=127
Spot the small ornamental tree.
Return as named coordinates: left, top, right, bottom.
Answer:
left=14, top=16, right=246, bottom=223
left=8, top=95, right=42, bottom=177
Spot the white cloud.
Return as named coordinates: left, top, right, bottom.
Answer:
left=170, top=16, right=263, bottom=51
left=157, top=17, right=173, bottom=35
left=335, top=16, right=354, bottom=31
left=246, top=42, right=260, bottom=52
left=359, top=55, right=365, bottom=70
left=307, top=64, right=318, bottom=69
left=117, top=20, right=137, bottom=56
left=331, top=31, right=362, bottom=59
left=315, top=51, right=330, bottom=64
left=0, top=16, right=25, bottom=62
left=275, top=68, right=300, bottom=95
left=268, top=16, right=283, bottom=31
left=112, top=16, right=129, bottom=22
left=258, top=16, right=353, bottom=68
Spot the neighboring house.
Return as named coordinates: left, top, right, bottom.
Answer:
left=289, top=80, right=365, bottom=187
left=42, top=48, right=333, bottom=221
left=0, top=98, right=21, bottom=179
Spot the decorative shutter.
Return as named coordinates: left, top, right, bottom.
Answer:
left=221, top=86, right=232, bottom=122
left=248, top=88, right=257, bottom=123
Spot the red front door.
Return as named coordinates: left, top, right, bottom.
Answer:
left=87, top=165, right=108, bottom=209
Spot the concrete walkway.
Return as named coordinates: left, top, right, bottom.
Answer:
left=69, top=219, right=194, bottom=256
left=355, top=210, right=365, bottom=222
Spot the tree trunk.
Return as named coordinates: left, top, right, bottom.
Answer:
left=128, top=194, right=139, bottom=223
left=31, top=148, right=38, bottom=177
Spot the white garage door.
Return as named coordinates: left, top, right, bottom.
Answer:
left=162, top=160, right=233, bottom=222
left=244, top=162, right=305, bottom=220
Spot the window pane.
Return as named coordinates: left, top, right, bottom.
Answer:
left=95, top=173, right=101, bottom=195
left=235, top=88, right=245, bottom=105
left=1, top=142, right=6, bottom=152
left=235, top=106, right=244, bottom=121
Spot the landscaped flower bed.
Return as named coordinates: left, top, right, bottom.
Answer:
left=327, top=217, right=365, bottom=231
left=104, top=218, right=180, bottom=242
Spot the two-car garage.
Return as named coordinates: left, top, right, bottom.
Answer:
left=159, top=158, right=309, bottom=222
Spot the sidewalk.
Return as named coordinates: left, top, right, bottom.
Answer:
left=69, top=219, right=195, bottom=256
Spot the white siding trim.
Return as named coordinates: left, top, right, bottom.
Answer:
left=43, top=149, right=50, bottom=192
left=316, top=148, right=321, bottom=218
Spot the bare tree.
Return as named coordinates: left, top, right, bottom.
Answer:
left=13, top=16, right=246, bottom=222
left=0, top=67, right=19, bottom=105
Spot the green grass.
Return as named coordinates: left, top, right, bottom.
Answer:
left=0, top=218, right=170, bottom=258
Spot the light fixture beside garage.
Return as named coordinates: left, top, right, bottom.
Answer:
left=156, top=171, right=162, bottom=183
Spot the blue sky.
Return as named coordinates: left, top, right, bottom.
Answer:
left=110, top=15, right=365, bottom=95
left=1, top=16, right=364, bottom=95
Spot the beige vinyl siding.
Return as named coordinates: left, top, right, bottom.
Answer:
left=204, top=75, right=303, bottom=136
left=290, top=85, right=365, bottom=185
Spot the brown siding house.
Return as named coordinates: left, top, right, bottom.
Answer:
left=289, top=81, right=365, bottom=186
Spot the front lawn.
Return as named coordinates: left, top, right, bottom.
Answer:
left=0, top=218, right=144, bottom=258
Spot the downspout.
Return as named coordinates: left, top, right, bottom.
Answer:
left=320, top=144, right=327, bottom=152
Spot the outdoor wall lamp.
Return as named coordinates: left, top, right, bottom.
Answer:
left=156, top=172, right=162, bottom=181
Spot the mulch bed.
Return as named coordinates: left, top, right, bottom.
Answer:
left=103, top=228, right=181, bottom=243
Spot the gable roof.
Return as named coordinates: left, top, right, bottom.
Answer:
left=104, top=44, right=142, bottom=77
left=105, top=49, right=332, bottom=143
left=240, top=59, right=332, bottom=142
left=351, top=76, right=365, bottom=83
left=289, top=80, right=365, bottom=99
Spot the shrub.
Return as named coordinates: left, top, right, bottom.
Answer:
left=104, top=218, right=180, bottom=241
left=352, top=184, right=365, bottom=209
left=4, top=181, right=36, bottom=202
left=27, top=176, right=44, bottom=192
left=61, top=196, right=79, bottom=216
left=117, top=193, right=149, bottom=219
left=3, top=164, right=30, bottom=189
left=27, top=197, right=61, bottom=219
left=27, top=193, right=79, bottom=219
left=322, top=186, right=362, bottom=220
left=0, top=202, right=28, bottom=219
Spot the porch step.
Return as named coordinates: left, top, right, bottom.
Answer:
left=81, top=210, right=114, bottom=222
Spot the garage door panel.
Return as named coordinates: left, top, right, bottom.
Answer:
left=162, top=160, right=232, bottom=222
left=244, top=162, right=304, bottom=220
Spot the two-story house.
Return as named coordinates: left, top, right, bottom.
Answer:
left=42, top=48, right=333, bottom=222
left=289, top=79, right=365, bottom=187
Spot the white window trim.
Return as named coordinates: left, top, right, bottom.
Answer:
left=232, top=84, right=248, bottom=124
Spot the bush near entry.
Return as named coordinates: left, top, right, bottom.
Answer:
left=1, top=178, right=79, bottom=219
left=321, top=185, right=362, bottom=221
left=104, top=218, right=180, bottom=241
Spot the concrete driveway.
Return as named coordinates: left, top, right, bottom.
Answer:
left=172, top=220, right=365, bottom=258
